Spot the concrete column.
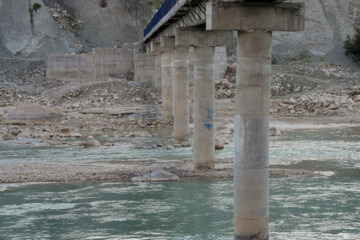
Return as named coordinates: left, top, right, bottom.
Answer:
left=161, top=51, right=174, bottom=119
left=234, top=30, right=271, bottom=240
left=173, top=47, right=190, bottom=142
left=215, top=46, right=227, bottom=80
left=154, top=53, right=162, bottom=91
left=193, top=46, right=216, bottom=171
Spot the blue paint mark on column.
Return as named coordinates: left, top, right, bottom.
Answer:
left=203, top=108, right=214, bottom=130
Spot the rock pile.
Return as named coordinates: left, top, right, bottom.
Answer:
left=46, top=79, right=161, bottom=110
left=271, top=87, right=360, bottom=116
left=48, top=3, right=82, bottom=32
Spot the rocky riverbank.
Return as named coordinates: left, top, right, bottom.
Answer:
left=0, top=158, right=318, bottom=184
left=0, top=59, right=359, bottom=184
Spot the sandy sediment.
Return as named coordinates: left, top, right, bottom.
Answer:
left=0, top=158, right=316, bottom=184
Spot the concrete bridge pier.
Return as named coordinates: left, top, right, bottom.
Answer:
left=154, top=53, right=162, bottom=91
left=205, top=1, right=305, bottom=239
left=234, top=29, right=271, bottom=240
left=150, top=42, right=163, bottom=91
left=175, top=28, right=228, bottom=171
left=161, top=51, right=173, bottom=119
left=193, top=45, right=216, bottom=170
left=173, top=46, right=190, bottom=142
left=160, top=37, right=175, bottom=119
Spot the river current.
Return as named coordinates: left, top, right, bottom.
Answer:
left=0, top=127, right=359, bottom=239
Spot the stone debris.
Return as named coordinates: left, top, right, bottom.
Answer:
left=131, top=169, right=180, bottom=182
left=269, top=127, right=282, bottom=137
left=48, top=3, right=82, bottom=33
left=270, top=90, right=360, bottom=117
left=215, top=138, right=225, bottom=150
left=3, top=104, right=63, bottom=125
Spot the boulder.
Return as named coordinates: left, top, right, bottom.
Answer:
left=7, top=125, right=22, bottom=136
left=215, top=138, right=225, bottom=150
left=269, top=127, right=282, bottom=137
left=131, top=170, right=179, bottom=182
left=82, top=140, right=101, bottom=148
left=139, top=131, right=152, bottom=137
left=166, top=145, right=174, bottom=150
left=181, top=141, right=192, bottom=147
left=3, top=104, right=63, bottom=125
left=3, top=134, right=15, bottom=141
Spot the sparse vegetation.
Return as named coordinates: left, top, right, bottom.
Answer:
left=33, top=3, right=42, bottom=12
left=152, top=0, right=163, bottom=10
left=28, top=3, right=41, bottom=26
left=344, top=28, right=360, bottom=63
left=28, top=8, right=34, bottom=19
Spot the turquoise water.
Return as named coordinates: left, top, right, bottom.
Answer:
left=0, top=176, right=359, bottom=240
left=0, top=127, right=359, bottom=239
left=0, top=127, right=359, bottom=169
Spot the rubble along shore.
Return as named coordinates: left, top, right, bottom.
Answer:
left=0, top=158, right=316, bottom=184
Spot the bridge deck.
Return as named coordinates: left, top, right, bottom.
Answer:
left=144, top=0, right=205, bottom=42
left=144, top=0, right=286, bottom=43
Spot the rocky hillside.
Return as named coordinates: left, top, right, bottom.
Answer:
left=0, top=0, right=155, bottom=58
left=0, top=0, right=359, bottom=64
left=273, top=0, right=360, bottom=65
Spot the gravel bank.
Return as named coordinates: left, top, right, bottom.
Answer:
left=0, top=158, right=316, bottom=184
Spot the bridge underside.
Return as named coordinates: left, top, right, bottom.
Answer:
left=142, top=1, right=304, bottom=240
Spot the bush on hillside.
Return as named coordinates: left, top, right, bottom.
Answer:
left=153, top=0, right=163, bottom=9
left=33, top=3, right=41, bottom=12
left=344, top=28, right=360, bottom=63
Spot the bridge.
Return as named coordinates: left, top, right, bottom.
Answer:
left=143, top=1, right=304, bottom=239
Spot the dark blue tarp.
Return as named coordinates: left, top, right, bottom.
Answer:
left=144, top=0, right=178, bottom=38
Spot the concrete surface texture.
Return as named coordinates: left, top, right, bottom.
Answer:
left=173, top=47, right=190, bottom=142
left=161, top=51, right=174, bottom=119
left=234, top=30, right=272, bottom=240
left=46, top=54, right=92, bottom=82
left=47, top=48, right=135, bottom=82
left=193, top=46, right=216, bottom=171
left=154, top=54, right=162, bottom=90
left=134, top=51, right=155, bottom=86
left=92, top=48, right=134, bottom=81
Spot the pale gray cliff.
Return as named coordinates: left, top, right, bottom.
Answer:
left=0, top=0, right=359, bottom=63
left=0, top=0, right=78, bottom=57
left=273, top=0, right=360, bottom=64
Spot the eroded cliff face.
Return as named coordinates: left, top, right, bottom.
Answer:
left=0, top=0, right=78, bottom=57
left=273, top=0, right=360, bottom=64
left=0, top=0, right=155, bottom=58
left=56, top=0, right=155, bottom=51
left=0, top=0, right=358, bottom=62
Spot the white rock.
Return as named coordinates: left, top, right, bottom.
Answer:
left=215, top=138, right=224, bottom=150
left=166, top=145, right=174, bottom=150
left=131, top=170, right=179, bottom=182
left=70, top=133, right=82, bottom=138
left=269, top=127, right=282, bottom=136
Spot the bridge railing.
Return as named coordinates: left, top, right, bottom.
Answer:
left=144, top=0, right=178, bottom=38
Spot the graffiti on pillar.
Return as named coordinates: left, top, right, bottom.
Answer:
left=203, top=108, right=214, bottom=130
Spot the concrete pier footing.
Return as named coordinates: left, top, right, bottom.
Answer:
left=161, top=51, right=174, bottom=119
left=193, top=46, right=216, bottom=171
left=234, top=30, right=272, bottom=240
left=173, top=47, right=190, bottom=142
